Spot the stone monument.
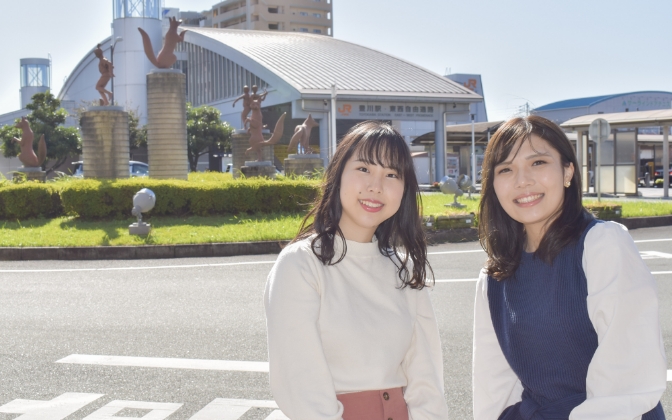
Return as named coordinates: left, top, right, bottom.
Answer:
left=284, top=114, right=323, bottom=177
left=80, top=107, right=130, bottom=179
left=12, top=117, right=47, bottom=182
left=140, top=17, right=188, bottom=179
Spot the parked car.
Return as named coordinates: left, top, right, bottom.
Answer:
left=653, top=166, right=672, bottom=182
left=72, top=161, right=149, bottom=177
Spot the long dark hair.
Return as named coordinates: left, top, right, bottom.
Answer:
left=479, top=115, right=593, bottom=280
left=293, top=120, right=433, bottom=289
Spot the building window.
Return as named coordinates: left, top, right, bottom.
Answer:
left=213, top=23, right=219, bottom=28
left=268, top=7, right=278, bottom=13
left=313, top=29, right=321, bottom=33
left=213, top=9, right=218, bottom=16
left=299, top=11, right=308, bottom=16
left=299, top=27, right=308, bottom=32
left=313, top=13, right=322, bottom=18
left=269, top=23, right=279, bottom=30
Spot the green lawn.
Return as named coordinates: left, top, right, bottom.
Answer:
left=0, top=193, right=670, bottom=247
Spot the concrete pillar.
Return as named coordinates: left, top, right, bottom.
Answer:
left=575, top=130, right=583, bottom=192
left=285, top=155, right=323, bottom=176
left=319, top=116, right=329, bottom=167
left=146, top=70, right=188, bottom=179
left=80, top=106, right=130, bottom=179
left=434, top=108, right=446, bottom=182
left=663, top=125, right=669, bottom=198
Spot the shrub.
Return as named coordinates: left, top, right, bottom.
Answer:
left=584, top=203, right=622, bottom=220
left=12, top=176, right=322, bottom=220
left=0, top=183, right=62, bottom=219
left=654, top=178, right=664, bottom=187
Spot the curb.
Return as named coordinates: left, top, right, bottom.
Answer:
left=0, top=216, right=669, bottom=261
left=616, top=215, right=672, bottom=230
left=0, top=240, right=289, bottom=262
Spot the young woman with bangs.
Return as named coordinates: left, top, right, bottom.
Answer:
left=265, top=121, right=449, bottom=420
left=473, top=115, right=666, bottom=419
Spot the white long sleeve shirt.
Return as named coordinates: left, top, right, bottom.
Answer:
left=473, top=221, right=668, bottom=420
left=265, top=236, right=449, bottom=420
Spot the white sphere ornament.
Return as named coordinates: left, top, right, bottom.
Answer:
left=133, top=188, right=156, bottom=213
left=129, top=188, right=156, bottom=235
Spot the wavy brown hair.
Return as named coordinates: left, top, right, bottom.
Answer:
left=479, top=115, right=593, bottom=280
left=293, top=120, right=433, bottom=289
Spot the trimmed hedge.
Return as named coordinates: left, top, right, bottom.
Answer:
left=0, top=177, right=320, bottom=220
left=0, top=183, right=62, bottom=219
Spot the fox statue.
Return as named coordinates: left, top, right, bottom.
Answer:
left=13, top=117, right=47, bottom=168
left=244, top=100, right=286, bottom=162
left=288, top=114, right=319, bottom=154
left=138, top=17, right=187, bottom=68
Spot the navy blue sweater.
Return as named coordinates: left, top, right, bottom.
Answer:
left=488, top=220, right=665, bottom=420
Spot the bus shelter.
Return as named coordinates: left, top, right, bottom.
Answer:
left=561, top=109, right=672, bottom=198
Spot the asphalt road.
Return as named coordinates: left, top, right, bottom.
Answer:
left=0, top=225, right=670, bottom=419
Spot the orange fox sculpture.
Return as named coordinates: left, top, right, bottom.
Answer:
left=244, top=100, right=286, bottom=162
left=138, top=17, right=187, bottom=68
left=13, top=117, right=46, bottom=168
left=288, top=114, right=318, bottom=154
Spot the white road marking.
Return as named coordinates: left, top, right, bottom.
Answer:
left=0, top=392, right=103, bottom=419
left=435, top=278, right=478, bottom=283
left=0, top=394, right=288, bottom=420
left=640, top=251, right=672, bottom=259
left=0, top=260, right=276, bottom=273
left=191, top=399, right=287, bottom=420
left=634, top=238, right=672, bottom=243
left=428, top=249, right=484, bottom=255
left=56, top=354, right=269, bottom=373
left=653, top=271, right=672, bottom=275
left=668, top=370, right=672, bottom=382
left=83, top=400, right=182, bottom=420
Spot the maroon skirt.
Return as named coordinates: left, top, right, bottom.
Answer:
left=337, top=387, right=409, bottom=420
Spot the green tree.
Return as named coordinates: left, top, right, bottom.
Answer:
left=186, top=103, right=233, bottom=172
left=0, top=91, right=81, bottom=174
left=128, top=109, right=147, bottom=149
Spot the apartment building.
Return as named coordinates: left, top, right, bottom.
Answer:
left=210, top=0, right=332, bottom=35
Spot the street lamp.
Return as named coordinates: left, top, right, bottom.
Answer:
left=110, top=36, right=123, bottom=105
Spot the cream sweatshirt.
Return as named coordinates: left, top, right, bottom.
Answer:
left=265, top=236, right=449, bottom=420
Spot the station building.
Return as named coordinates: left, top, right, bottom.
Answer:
left=533, top=91, right=672, bottom=195
left=0, top=0, right=481, bottom=181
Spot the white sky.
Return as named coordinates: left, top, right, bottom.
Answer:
left=1, top=0, right=671, bottom=121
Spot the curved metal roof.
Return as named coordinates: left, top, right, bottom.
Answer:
left=534, top=91, right=672, bottom=111
left=186, top=28, right=480, bottom=100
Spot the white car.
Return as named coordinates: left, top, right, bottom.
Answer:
left=72, top=161, right=149, bottom=177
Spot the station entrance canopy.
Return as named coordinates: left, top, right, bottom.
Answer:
left=561, top=109, right=672, bottom=197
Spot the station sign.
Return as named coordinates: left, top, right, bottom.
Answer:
left=336, top=102, right=440, bottom=121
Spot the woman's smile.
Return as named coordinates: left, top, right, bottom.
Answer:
left=358, top=198, right=384, bottom=211
left=514, top=193, right=544, bottom=205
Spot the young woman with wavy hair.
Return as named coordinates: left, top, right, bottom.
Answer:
left=472, top=115, right=666, bottom=419
left=265, top=121, right=449, bottom=420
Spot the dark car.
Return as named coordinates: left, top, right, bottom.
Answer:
left=653, top=166, right=672, bottom=182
